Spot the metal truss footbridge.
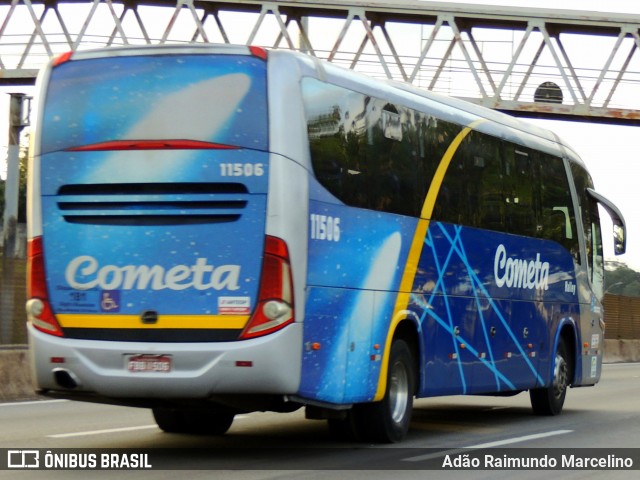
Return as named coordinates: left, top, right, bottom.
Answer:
left=3, top=0, right=640, bottom=122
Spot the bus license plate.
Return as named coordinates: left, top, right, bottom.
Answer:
left=127, top=354, right=172, bottom=373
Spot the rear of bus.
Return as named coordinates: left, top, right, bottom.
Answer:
left=26, top=45, right=303, bottom=410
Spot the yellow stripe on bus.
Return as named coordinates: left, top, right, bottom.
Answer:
left=374, top=121, right=483, bottom=401
left=56, top=314, right=250, bottom=330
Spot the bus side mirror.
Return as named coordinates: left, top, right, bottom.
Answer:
left=586, top=188, right=626, bottom=256
left=614, top=224, right=626, bottom=255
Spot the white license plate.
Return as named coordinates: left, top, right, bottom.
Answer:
left=127, top=354, right=172, bottom=373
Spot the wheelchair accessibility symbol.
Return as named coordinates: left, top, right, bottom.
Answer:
left=100, top=290, right=120, bottom=312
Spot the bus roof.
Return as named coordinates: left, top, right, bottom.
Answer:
left=45, top=43, right=585, bottom=167
left=279, top=48, right=585, bottom=166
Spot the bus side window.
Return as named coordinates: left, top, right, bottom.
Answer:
left=504, top=148, right=536, bottom=237
left=303, top=77, right=454, bottom=219
left=537, top=155, right=580, bottom=264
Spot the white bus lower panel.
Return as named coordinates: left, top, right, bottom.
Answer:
left=28, top=323, right=303, bottom=406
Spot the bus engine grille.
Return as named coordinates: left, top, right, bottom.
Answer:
left=55, top=183, right=249, bottom=226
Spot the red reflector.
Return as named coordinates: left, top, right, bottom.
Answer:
left=66, top=139, right=239, bottom=152
left=52, top=51, right=73, bottom=67
left=50, top=357, right=65, bottom=364
left=249, top=46, right=268, bottom=60
left=235, top=361, right=253, bottom=367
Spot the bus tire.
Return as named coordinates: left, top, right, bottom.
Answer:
left=352, top=339, right=415, bottom=443
left=153, top=407, right=235, bottom=435
left=530, top=338, right=571, bottom=416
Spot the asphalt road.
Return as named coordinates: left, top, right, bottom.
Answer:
left=1, top=363, right=639, bottom=479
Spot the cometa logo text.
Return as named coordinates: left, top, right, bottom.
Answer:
left=65, top=256, right=241, bottom=291
left=493, top=244, right=550, bottom=291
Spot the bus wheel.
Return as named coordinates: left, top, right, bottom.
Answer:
left=153, top=407, right=235, bottom=435
left=352, top=339, right=415, bottom=443
left=530, top=339, right=571, bottom=416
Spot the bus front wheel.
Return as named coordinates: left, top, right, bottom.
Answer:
left=152, top=407, right=235, bottom=435
left=352, top=338, right=415, bottom=443
left=530, top=339, right=571, bottom=416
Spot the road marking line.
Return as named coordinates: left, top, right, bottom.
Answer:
left=47, top=415, right=249, bottom=438
left=403, top=429, right=573, bottom=462
left=0, top=399, right=68, bottom=408
left=464, top=429, right=574, bottom=448
left=48, top=425, right=158, bottom=438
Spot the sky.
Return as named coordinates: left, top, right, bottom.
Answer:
left=1, top=0, right=640, bottom=268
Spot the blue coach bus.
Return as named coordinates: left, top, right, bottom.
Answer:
left=26, top=44, right=625, bottom=443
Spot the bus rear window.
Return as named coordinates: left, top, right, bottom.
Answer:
left=41, top=54, right=267, bottom=153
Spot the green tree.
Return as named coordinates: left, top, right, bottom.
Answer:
left=605, top=260, right=640, bottom=297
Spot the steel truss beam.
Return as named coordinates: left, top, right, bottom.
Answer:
left=2, top=0, right=640, bottom=122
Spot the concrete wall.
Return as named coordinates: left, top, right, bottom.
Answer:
left=0, top=348, right=36, bottom=402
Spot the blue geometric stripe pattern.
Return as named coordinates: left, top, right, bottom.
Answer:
left=413, top=222, right=545, bottom=394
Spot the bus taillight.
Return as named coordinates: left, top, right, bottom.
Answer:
left=240, top=236, right=294, bottom=339
left=26, top=237, right=64, bottom=337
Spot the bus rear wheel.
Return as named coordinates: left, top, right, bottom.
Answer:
left=530, top=339, right=571, bottom=416
left=153, top=407, right=235, bottom=435
left=352, top=339, right=415, bottom=443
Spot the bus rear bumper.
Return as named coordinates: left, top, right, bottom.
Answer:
left=27, top=323, right=302, bottom=402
